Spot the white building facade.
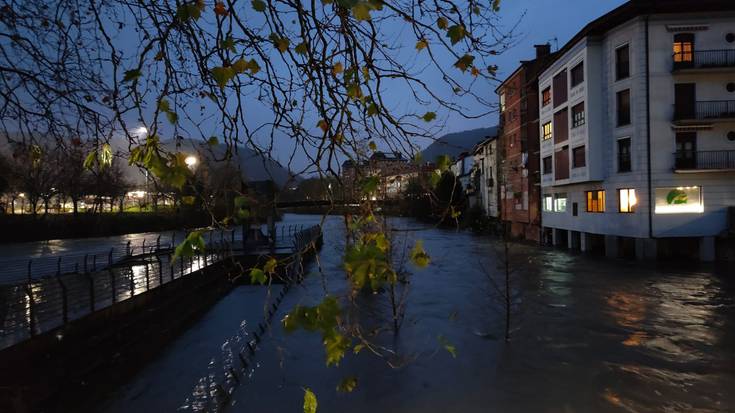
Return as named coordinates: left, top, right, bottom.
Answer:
left=538, top=0, right=735, bottom=261
left=472, top=137, right=499, bottom=217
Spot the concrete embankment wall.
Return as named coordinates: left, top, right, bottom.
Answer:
left=0, top=257, right=249, bottom=413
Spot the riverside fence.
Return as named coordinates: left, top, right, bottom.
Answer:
left=0, top=224, right=319, bottom=350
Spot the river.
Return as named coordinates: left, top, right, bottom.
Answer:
left=96, top=213, right=735, bottom=412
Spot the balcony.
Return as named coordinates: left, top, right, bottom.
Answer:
left=673, top=49, right=735, bottom=71
left=674, top=150, right=735, bottom=172
left=673, top=100, right=735, bottom=123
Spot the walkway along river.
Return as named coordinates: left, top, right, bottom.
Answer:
left=97, top=214, right=735, bottom=413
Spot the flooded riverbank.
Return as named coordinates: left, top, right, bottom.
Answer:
left=100, top=214, right=735, bottom=413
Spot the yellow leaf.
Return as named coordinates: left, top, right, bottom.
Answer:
left=415, top=38, right=428, bottom=51
left=351, top=2, right=371, bottom=21
left=332, top=62, right=344, bottom=76
left=317, top=119, right=329, bottom=133
left=437, top=17, right=448, bottom=30
left=471, top=67, right=480, bottom=77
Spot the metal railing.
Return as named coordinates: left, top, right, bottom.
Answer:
left=673, top=49, right=735, bottom=71
left=674, top=150, right=735, bottom=171
left=674, top=100, right=735, bottom=121
left=0, top=224, right=321, bottom=350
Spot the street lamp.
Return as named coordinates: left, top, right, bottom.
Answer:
left=185, top=155, right=198, bottom=168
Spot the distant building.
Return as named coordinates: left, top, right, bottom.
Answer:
left=472, top=136, right=499, bottom=217
left=450, top=151, right=476, bottom=203
left=537, top=0, right=735, bottom=261
left=496, top=44, right=557, bottom=242
left=341, top=151, right=418, bottom=200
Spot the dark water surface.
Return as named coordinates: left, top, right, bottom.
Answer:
left=100, top=214, right=735, bottom=413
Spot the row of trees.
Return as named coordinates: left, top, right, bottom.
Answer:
left=0, top=142, right=129, bottom=215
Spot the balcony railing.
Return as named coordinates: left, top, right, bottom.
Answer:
left=674, top=150, right=735, bottom=171
left=674, top=100, right=735, bottom=121
left=673, top=49, right=735, bottom=71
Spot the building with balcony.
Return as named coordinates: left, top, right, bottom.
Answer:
left=496, top=44, right=557, bottom=242
left=537, top=0, right=735, bottom=261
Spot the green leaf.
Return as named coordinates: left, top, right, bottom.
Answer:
left=351, top=2, right=371, bottom=20
left=437, top=17, right=448, bottom=30
left=176, top=1, right=205, bottom=21
left=422, top=111, right=436, bottom=122
left=83, top=151, right=96, bottom=170
left=336, top=376, right=358, bottom=393
left=360, top=176, right=380, bottom=194
left=492, top=0, right=501, bottom=12
left=437, top=335, right=457, bottom=358
left=446, top=25, right=466, bottom=45
left=158, top=98, right=171, bottom=112
left=166, top=111, right=179, bottom=124
left=410, top=240, right=430, bottom=268
left=264, top=257, right=277, bottom=274
left=428, top=170, right=441, bottom=187
left=436, top=154, right=451, bottom=171
left=173, top=231, right=206, bottom=263
left=454, top=54, right=475, bottom=72
left=123, top=69, right=141, bottom=82
left=252, top=0, right=267, bottom=12
left=367, top=103, right=379, bottom=116
left=182, top=195, right=196, bottom=205
left=99, top=144, right=113, bottom=168
left=207, top=136, right=219, bottom=146
left=220, top=35, right=236, bottom=52
left=250, top=268, right=267, bottom=285
left=211, top=66, right=235, bottom=88
left=269, top=33, right=290, bottom=53
left=303, top=388, right=317, bottom=413
left=295, top=42, right=308, bottom=55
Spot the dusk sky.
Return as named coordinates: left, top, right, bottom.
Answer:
left=435, top=0, right=628, bottom=136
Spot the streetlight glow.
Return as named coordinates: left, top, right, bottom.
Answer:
left=185, top=155, right=198, bottom=167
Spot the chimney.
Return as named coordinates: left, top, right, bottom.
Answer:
left=534, top=44, right=551, bottom=58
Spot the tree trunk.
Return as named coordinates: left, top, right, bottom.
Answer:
left=73, top=199, right=78, bottom=215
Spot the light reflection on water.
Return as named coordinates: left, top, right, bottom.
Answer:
left=100, top=215, right=735, bottom=413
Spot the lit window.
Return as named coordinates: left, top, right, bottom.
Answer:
left=542, top=122, right=552, bottom=140
left=654, top=186, right=703, bottom=214
left=542, top=87, right=551, bottom=107
left=618, top=188, right=637, bottom=213
left=673, top=33, right=694, bottom=63
left=554, top=193, right=567, bottom=212
left=543, top=194, right=553, bottom=211
left=586, top=190, right=605, bottom=213
left=572, top=102, right=585, bottom=128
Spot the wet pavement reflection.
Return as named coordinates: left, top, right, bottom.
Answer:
left=100, top=214, right=735, bottom=413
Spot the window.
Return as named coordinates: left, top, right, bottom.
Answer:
left=654, top=186, right=703, bottom=214
left=618, top=138, right=631, bottom=172
left=616, top=44, right=630, bottom=80
left=586, top=190, right=605, bottom=213
left=542, top=156, right=552, bottom=175
left=543, top=194, right=553, bottom=212
left=570, top=62, right=584, bottom=87
left=553, top=69, right=567, bottom=107
left=542, top=87, right=551, bottom=107
left=572, top=202, right=579, bottom=216
left=542, top=122, right=552, bottom=140
left=673, top=33, right=694, bottom=65
left=553, top=108, right=568, bottom=143
left=554, top=193, right=567, bottom=212
left=617, top=89, right=631, bottom=126
left=572, top=146, right=586, bottom=168
left=555, top=146, right=569, bottom=180
left=572, top=102, right=585, bottom=128
left=618, top=188, right=637, bottom=213
left=500, top=92, right=506, bottom=112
